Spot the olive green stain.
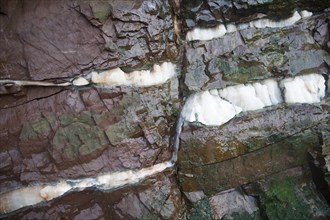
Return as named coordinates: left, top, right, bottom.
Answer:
left=105, top=121, right=142, bottom=145
left=19, top=123, right=38, bottom=141
left=52, top=122, right=108, bottom=159
left=217, top=59, right=268, bottom=83
left=19, top=118, right=51, bottom=141
left=29, top=118, right=51, bottom=137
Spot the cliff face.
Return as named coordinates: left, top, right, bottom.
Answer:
left=0, top=0, right=329, bottom=219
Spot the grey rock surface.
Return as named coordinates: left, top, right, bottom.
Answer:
left=0, top=0, right=329, bottom=219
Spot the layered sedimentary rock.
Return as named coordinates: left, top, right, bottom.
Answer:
left=0, top=0, right=330, bottom=219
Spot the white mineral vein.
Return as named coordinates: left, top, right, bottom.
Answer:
left=182, top=74, right=326, bottom=126
left=0, top=62, right=177, bottom=88
left=0, top=73, right=326, bottom=214
left=186, top=10, right=312, bottom=41
left=89, top=62, right=176, bottom=87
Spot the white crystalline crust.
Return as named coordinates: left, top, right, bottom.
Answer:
left=91, top=62, right=176, bottom=87
left=0, top=186, right=44, bottom=214
left=249, top=11, right=301, bottom=28
left=182, top=74, right=325, bottom=126
left=1, top=63, right=177, bottom=88
left=72, top=76, right=90, bottom=86
left=281, top=73, right=325, bottom=104
left=260, top=79, right=283, bottom=105
left=181, top=91, right=242, bottom=126
left=39, top=181, right=72, bottom=201
left=182, top=79, right=282, bottom=125
left=186, top=24, right=227, bottom=41
left=299, top=10, right=313, bottom=18
left=186, top=10, right=312, bottom=42
left=219, top=84, right=266, bottom=111
left=0, top=161, right=173, bottom=214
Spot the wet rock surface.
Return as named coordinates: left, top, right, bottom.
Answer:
left=0, top=0, right=177, bottom=81
left=179, top=128, right=324, bottom=194
left=0, top=0, right=330, bottom=219
left=3, top=173, right=184, bottom=220
left=183, top=13, right=330, bottom=91
left=0, top=81, right=179, bottom=191
left=181, top=0, right=330, bottom=29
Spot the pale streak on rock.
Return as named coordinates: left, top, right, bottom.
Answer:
left=0, top=186, right=44, bottom=214
left=249, top=11, right=302, bottom=28
left=186, top=24, right=227, bottom=41
left=0, top=161, right=174, bottom=214
left=91, top=62, right=176, bottom=87
left=186, top=10, right=310, bottom=42
left=0, top=182, right=72, bottom=214
left=182, top=74, right=325, bottom=126
left=0, top=80, right=71, bottom=87
left=39, top=181, right=72, bottom=201
left=95, top=161, right=173, bottom=190
left=0, top=62, right=176, bottom=88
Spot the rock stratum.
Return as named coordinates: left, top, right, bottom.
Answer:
left=0, top=0, right=330, bottom=219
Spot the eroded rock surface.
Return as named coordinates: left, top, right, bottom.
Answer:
left=0, top=0, right=329, bottom=219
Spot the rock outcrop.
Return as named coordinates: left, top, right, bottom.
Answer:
left=0, top=0, right=329, bottom=219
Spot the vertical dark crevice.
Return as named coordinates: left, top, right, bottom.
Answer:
left=168, top=0, right=186, bottom=103
left=307, top=148, right=330, bottom=204
left=254, top=195, right=269, bottom=220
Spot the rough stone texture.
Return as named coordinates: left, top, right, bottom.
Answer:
left=0, top=80, right=179, bottom=192
left=308, top=123, right=330, bottom=205
left=181, top=0, right=330, bottom=29
left=209, top=189, right=260, bottom=219
left=3, top=173, right=185, bottom=220
left=322, top=129, right=330, bottom=172
left=183, top=16, right=330, bottom=91
left=0, top=0, right=177, bottom=81
left=179, top=129, right=325, bottom=195
left=243, top=167, right=330, bottom=219
left=179, top=104, right=329, bottom=170
left=0, top=0, right=330, bottom=219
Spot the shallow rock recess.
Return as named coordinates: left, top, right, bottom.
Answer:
left=0, top=0, right=330, bottom=219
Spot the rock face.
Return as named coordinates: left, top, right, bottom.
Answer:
left=0, top=0, right=329, bottom=219
left=0, top=0, right=177, bottom=81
